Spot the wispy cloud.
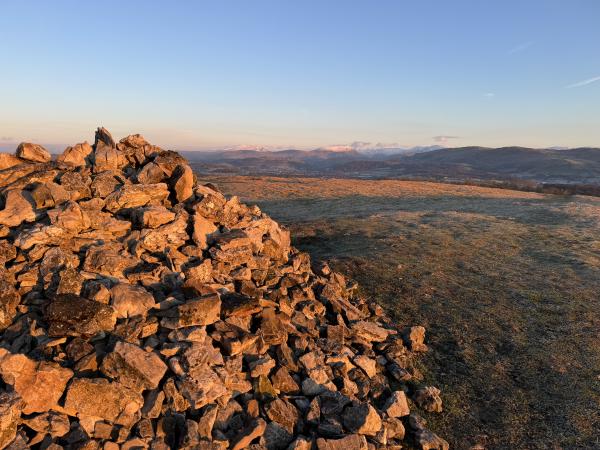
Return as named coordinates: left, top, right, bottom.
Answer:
left=508, top=41, right=534, bottom=55
left=565, top=75, right=600, bottom=88
left=483, top=92, right=495, bottom=98
left=323, top=141, right=403, bottom=151
left=433, top=135, right=460, bottom=144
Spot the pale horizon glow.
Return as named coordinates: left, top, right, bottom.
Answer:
left=1, top=0, right=600, bottom=151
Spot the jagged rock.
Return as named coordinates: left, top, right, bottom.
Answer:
left=414, top=386, right=443, bottom=413
left=0, top=153, right=22, bottom=170
left=383, top=417, right=405, bottom=440
left=16, top=142, right=51, bottom=162
left=341, top=403, right=382, bottom=436
left=403, top=326, right=428, bottom=352
left=0, top=129, right=443, bottom=449
left=265, top=398, right=299, bottom=433
left=21, top=411, right=70, bottom=438
left=287, top=437, right=312, bottom=450
left=192, top=214, right=218, bottom=249
left=383, top=391, right=410, bottom=418
left=353, top=355, right=377, bottom=378
left=110, top=283, right=155, bottom=319
left=0, top=277, right=20, bottom=330
left=171, top=164, right=194, bottom=202
left=165, top=295, right=221, bottom=328
left=197, top=404, right=218, bottom=439
left=100, top=341, right=167, bottom=391
left=90, top=170, right=124, bottom=198
left=262, top=420, right=294, bottom=449
left=0, top=241, right=16, bottom=265
left=45, top=294, right=117, bottom=336
left=64, top=378, right=144, bottom=426
left=137, top=208, right=188, bottom=252
left=231, top=418, right=267, bottom=450
left=30, top=181, right=70, bottom=208
left=271, top=366, right=299, bottom=394
left=409, top=414, right=449, bottom=450
left=95, top=127, right=116, bottom=149
left=250, top=356, right=276, bottom=378
left=118, top=135, right=162, bottom=168
left=0, top=189, right=36, bottom=227
left=179, top=367, right=228, bottom=409
left=59, top=171, right=92, bottom=200
left=0, top=349, right=73, bottom=414
left=141, top=390, right=165, bottom=419
left=316, top=435, right=367, bottom=450
left=135, top=205, right=176, bottom=228
left=58, top=142, right=93, bottom=166
left=351, top=321, right=396, bottom=342
left=47, top=200, right=91, bottom=232
left=105, top=183, right=169, bottom=212
left=0, top=391, right=23, bottom=450
left=82, top=242, right=137, bottom=278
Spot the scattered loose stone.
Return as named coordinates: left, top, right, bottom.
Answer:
left=404, top=325, right=428, bottom=352
left=0, top=128, right=442, bottom=449
left=409, top=414, right=449, bottom=450
left=383, top=391, right=410, bottom=418
left=342, top=403, right=382, bottom=436
left=414, top=386, right=443, bottom=413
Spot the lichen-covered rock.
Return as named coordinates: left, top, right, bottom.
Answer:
left=45, top=294, right=117, bottom=336
left=104, top=183, right=169, bottom=212
left=0, top=276, right=20, bottom=330
left=0, top=129, right=442, bottom=449
left=16, top=142, right=51, bottom=162
left=100, top=341, right=167, bottom=391
left=64, top=378, right=144, bottom=426
left=0, top=391, right=23, bottom=450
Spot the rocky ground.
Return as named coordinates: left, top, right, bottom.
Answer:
left=205, top=175, right=600, bottom=449
left=0, top=130, right=447, bottom=450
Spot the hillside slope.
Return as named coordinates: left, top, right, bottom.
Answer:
left=188, top=146, right=600, bottom=184
left=208, top=175, right=600, bottom=449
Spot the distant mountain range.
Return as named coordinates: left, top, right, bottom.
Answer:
left=186, top=146, right=600, bottom=184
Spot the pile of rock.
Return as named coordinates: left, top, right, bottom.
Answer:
left=0, top=129, right=448, bottom=450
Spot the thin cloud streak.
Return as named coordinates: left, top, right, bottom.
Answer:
left=565, top=75, right=600, bottom=88
left=433, top=135, right=460, bottom=144
left=508, top=41, right=533, bottom=55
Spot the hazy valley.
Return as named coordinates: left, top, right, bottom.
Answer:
left=187, top=146, right=600, bottom=186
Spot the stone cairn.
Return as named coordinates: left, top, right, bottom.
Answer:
left=0, top=129, right=448, bottom=450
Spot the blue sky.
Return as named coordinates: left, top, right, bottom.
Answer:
left=1, top=0, right=599, bottom=150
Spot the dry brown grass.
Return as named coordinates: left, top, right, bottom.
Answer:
left=205, top=175, right=600, bottom=450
